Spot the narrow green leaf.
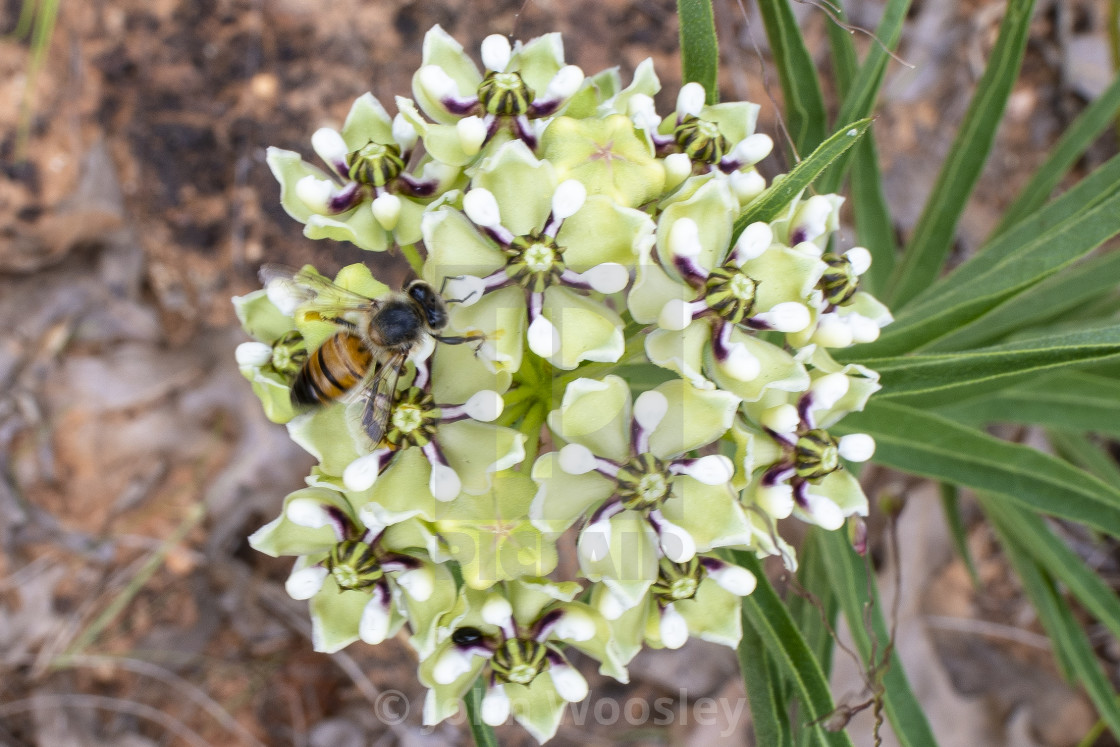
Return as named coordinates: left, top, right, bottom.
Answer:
left=819, top=0, right=913, bottom=194
left=757, top=0, right=828, bottom=155
left=863, top=325, right=1120, bottom=406
left=835, top=401, right=1120, bottom=536
left=923, top=251, right=1120, bottom=352
left=888, top=0, right=1038, bottom=307
left=849, top=181, right=1120, bottom=358
left=825, top=8, right=858, bottom=98
left=678, top=0, right=720, bottom=104
left=984, top=501, right=1120, bottom=739
left=729, top=551, right=855, bottom=747
left=1048, top=430, right=1120, bottom=485
left=733, top=118, right=873, bottom=239
left=982, top=499, right=1120, bottom=643
left=935, top=372, right=1120, bottom=437
left=740, top=614, right=794, bottom=747
left=789, top=531, right=839, bottom=678
left=465, top=675, right=499, bottom=747
left=992, top=73, right=1120, bottom=238
left=815, top=529, right=940, bottom=747
left=849, top=135, right=898, bottom=295
left=939, top=484, right=979, bottom=586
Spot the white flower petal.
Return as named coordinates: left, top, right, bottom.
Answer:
left=760, top=404, right=799, bottom=434
left=596, top=589, right=629, bottom=620
left=463, top=188, right=503, bottom=228
left=236, top=341, right=273, bottom=367
left=633, top=389, right=669, bottom=433
left=708, top=564, right=757, bottom=596
left=396, top=566, right=434, bottom=602
left=844, top=246, right=872, bottom=276
left=793, top=195, right=834, bottom=243
left=838, top=434, right=875, bottom=462
left=417, top=65, right=458, bottom=101
left=433, top=646, right=475, bottom=685
left=727, top=133, right=773, bottom=165
left=295, top=175, right=335, bottom=213
left=310, top=127, right=347, bottom=168
left=581, top=262, right=630, bottom=294
left=551, top=179, right=587, bottom=221
left=481, top=685, right=511, bottom=725
left=481, top=593, right=514, bottom=628
left=811, top=372, right=850, bottom=411
left=676, top=82, right=706, bottom=118
left=285, top=565, right=328, bottom=601
left=429, top=463, right=462, bottom=502
left=577, top=519, right=613, bottom=564
left=552, top=608, right=596, bottom=642
left=441, top=274, right=485, bottom=307
left=756, top=484, right=794, bottom=519
left=359, top=596, right=392, bottom=644
left=724, top=342, right=761, bottom=381
left=729, top=169, right=766, bottom=203
left=558, top=443, right=597, bottom=475
left=668, top=216, right=701, bottom=257
left=813, top=314, right=854, bottom=348
left=804, top=492, right=845, bottom=530
left=371, top=193, right=402, bottom=231
left=664, top=152, right=694, bottom=187
left=457, top=116, right=488, bottom=156
left=527, top=315, right=561, bottom=357
left=480, top=34, right=512, bottom=72
left=546, top=65, right=585, bottom=100
left=658, top=298, right=693, bottom=331
left=392, top=113, right=419, bottom=151
left=549, top=665, right=589, bottom=703
left=733, top=221, right=773, bottom=262
left=659, top=603, right=689, bottom=649
left=676, top=455, right=733, bottom=485
left=657, top=518, right=696, bottom=563
left=849, top=313, right=882, bottom=343
left=755, top=302, right=810, bottom=333
left=463, top=390, right=504, bottom=422
left=627, top=93, right=660, bottom=131
left=285, top=497, right=332, bottom=528
left=343, top=452, right=384, bottom=492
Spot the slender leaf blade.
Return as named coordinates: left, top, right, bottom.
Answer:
left=816, top=529, right=939, bottom=747
left=1048, top=430, right=1120, bottom=485
left=678, top=0, right=720, bottom=104
left=940, top=484, right=979, bottom=586
left=993, top=72, right=1120, bottom=238
left=757, top=0, right=828, bottom=155
left=740, top=615, right=794, bottom=747
left=888, top=0, right=1038, bottom=307
left=835, top=401, right=1120, bottom=536
left=733, top=119, right=873, bottom=238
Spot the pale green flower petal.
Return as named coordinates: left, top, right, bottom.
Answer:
left=287, top=406, right=361, bottom=478
left=473, top=140, right=557, bottom=236
left=540, top=115, right=665, bottom=208
left=310, top=576, right=404, bottom=653
left=579, top=511, right=658, bottom=600
left=414, top=25, right=483, bottom=125
left=700, top=101, right=760, bottom=145
left=304, top=206, right=390, bottom=253
left=656, top=176, right=737, bottom=274
left=422, top=204, right=507, bottom=282
left=360, top=448, right=439, bottom=524
left=542, top=286, right=625, bottom=369
left=340, top=93, right=394, bottom=149
left=706, top=329, right=810, bottom=403
left=647, top=378, right=739, bottom=458
left=546, top=375, right=631, bottom=461
left=597, top=57, right=660, bottom=117
left=248, top=487, right=350, bottom=558
left=645, top=324, right=711, bottom=390
left=661, top=480, right=754, bottom=552
left=265, top=146, right=333, bottom=224
left=241, top=366, right=298, bottom=424
left=403, top=562, right=460, bottom=660
left=440, top=419, right=526, bottom=494
left=446, top=285, right=527, bottom=374
left=530, top=453, right=616, bottom=534
left=564, top=67, right=621, bottom=118
left=507, top=577, right=584, bottom=622
left=508, top=678, right=567, bottom=743
left=667, top=577, right=743, bottom=648
left=430, top=341, right=511, bottom=406
left=743, top=245, right=825, bottom=311
left=233, top=289, right=296, bottom=345
left=628, top=244, right=694, bottom=325
left=556, top=195, right=654, bottom=270
left=511, top=32, right=565, bottom=93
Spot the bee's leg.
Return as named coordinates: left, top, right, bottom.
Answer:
left=322, top=316, right=359, bottom=331
left=438, top=275, right=479, bottom=306
left=434, top=333, right=486, bottom=354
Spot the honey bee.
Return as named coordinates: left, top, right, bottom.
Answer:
left=259, top=264, right=478, bottom=445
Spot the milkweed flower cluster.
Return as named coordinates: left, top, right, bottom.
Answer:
left=235, top=25, right=892, bottom=743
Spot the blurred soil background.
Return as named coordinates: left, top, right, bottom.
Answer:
left=0, top=0, right=1118, bottom=745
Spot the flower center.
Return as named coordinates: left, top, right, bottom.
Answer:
left=327, top=540, right=383, bottom=591
left=478, top=71, right=535, bottom=117
left=346, top=141, right=405, bottom=187
left=674, top=115, right=729, bottom=165
left=491, top=638, right=549, bottom=686
left=505, top=233, right=566, bottom=292
left=794, top=429, right=841, bottom=480
left=819, top=253, right=859, bottom=306
left=271, top=330, right=308, bottom=377
left=652, top=558, right=703, bottom=603
left=703, top=264, right=759, bottom=324
left=616, top=453, right=671, bottom=510
left=383, top=387, right=440, bottom=449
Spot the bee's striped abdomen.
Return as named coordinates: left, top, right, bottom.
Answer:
left=291, top=332, right=373, bottom=407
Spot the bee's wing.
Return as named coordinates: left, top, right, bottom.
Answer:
left=260, top=264, right=380, bottom=319
left=356, top=352, right=407, bottom=446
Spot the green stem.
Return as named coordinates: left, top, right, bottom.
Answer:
left=519, top=402, right=548, bottom=471
left=464, top=676, right=499, bottom=746
left=399, top=243, right=426, bottom=277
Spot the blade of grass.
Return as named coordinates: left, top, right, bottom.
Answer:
left=757, top=0, right=828, bottom=155
left=983, top=499, right=1120, bottom=739
left=678, top=0, right=720, bottom=104
left=835, top=400, right=1120, bottom=536
left=992, top=73, right=1120, bottom=238
left=982, top=500, right=1120, bottom=643
left=939, top=484, right=979, bottom=586
left=733, top=118, right=873, bottom=238
left=888, top=0, right=1038, bottom=308
left=740, top=613, right=795, bottom=747
left=729, top=550, right=855, bottom=747
left=815, top=529, right=940, bottom=747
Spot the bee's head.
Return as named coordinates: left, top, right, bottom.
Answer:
left=406, top=280, right=449, bottom=331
